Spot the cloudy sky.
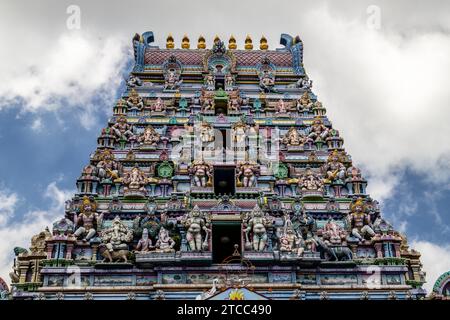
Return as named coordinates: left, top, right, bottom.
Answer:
left=0, top=0, right=449, bottom=294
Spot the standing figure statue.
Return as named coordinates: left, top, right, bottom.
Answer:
left=225, top=73, right=234, bottom=90
left=244, top=205, right=272, bottom=251
left=126, top=89, right=144, bottom=109
left=205, top=73, right=215, bottom=90
left=111, top=116, right=135, bottom=141
left=74, top=196, right=103, bottom=242
left=236, top=161, right=259, bottom=188
left=154, top=227, right=176, bottom=253
left=198, top=121, right=215, bottom=143
left=189, top=159, right=212, bottom=187
left=322, top=150, right=347, bottom=184
left=182, top=205, right=211, bottom=251
left=348, top=198, right=375, bottom=242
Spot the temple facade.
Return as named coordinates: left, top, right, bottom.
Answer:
left=7, top=32, right=426, bottom=300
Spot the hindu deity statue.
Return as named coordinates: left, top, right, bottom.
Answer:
left=298, top=167, right=324, bottom=192
left=322, top=150, right=347, bottom=184
left=275, top=99, right=288, bottom=114
left=150, top=97, right=166, bottom=113
left=199, top=121, right=215, bottom=143
left=322, top=218, right=347, bottom=245
left=282, top=127, right=306, bottom=147
left=73, top=196, right=103, bottom=242
left=127, top=74, right=143, bottom=87
left=189, top=159, right=212, bottom=187
left=135, top=228, right=153, bottom=253
left=288, top=76, right=312, bottom=90
left=244, top=205, right=272, bottom=251
left=164, top=69, right=182, bottom=90
left=296, top=91, right=314, bottom=111
left=236, top=161, right=259, bottom=187
left=225, top=73, right=234, bottom=89
left=126, top=88, right=144, bottom=109
left=181, top=205, right=211, bottom=251
left=123, top=166, right=148, bottom=195
left=154, top=227, right=176, bottom=253
left=231, top=121, right=248, bottom=145
left=307, top=117, right=329, bottom=142
left=201, top=97, right=215, bottom=112
left=228, top=96, right=241, bottom=112
left=279, top=217, right=303, bottom=256
left=346, top=165, right=363, bottom=181
left=100, top=216, right=133, bottom=254
left=205, top=72, right=215, bottom=90
left=259, top=71, right=276, bottom=93
left=96, top=150, right=121, bottom=182
left=111, top=116, right=135, bottom=141
left=347, top=198, right=375, bottom=242
left=138, top=125, right=160, bottom=146
left=291, top=210, right=317, bottom=252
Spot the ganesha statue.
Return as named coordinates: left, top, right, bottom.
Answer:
left=181, top=205, right=211, bottom=251
left=150, top=97, right=166, bottom=113
left=244, top=205, right=272, bottom=251
left=122, top=166, right=148, bottom=197
left=259, top=71, right=276, bottom=93
left=138, top=125, right=160, bottom=147
left=154, top=227, right=176, bottom=253
left=298, top=167, right=324, bottom=192
left=100, top=216, right=133, bottom=263
left=282, top=127, right=309, bottom=147
left=322, top=218, right=347, bottom=245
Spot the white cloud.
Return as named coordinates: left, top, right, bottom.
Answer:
left=0, top=182, right=74, bottom=287
left=411, top=240, right=450, bottom=294
left=0, top=31, right=129, bottom=130
left=0, top=187, right=19, bottom=226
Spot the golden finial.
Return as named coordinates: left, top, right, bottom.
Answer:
left=181, top=34, right=190, bottom=49
left=260, top=35, right=268, bottom=50
left=244, top=35, right=253, bottom=50
left=228, top=35, right=237, bottom=50
left=166, top=34, right=175, bottom=49
left=213, top=35, right=220, bottom=44
left=197, top=35, right=206, bottom=49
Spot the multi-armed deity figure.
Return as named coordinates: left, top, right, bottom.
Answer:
left=236, top=161, right=259, bottom=188
left=307, top=117, right=329, bottom=142
left=164, top=70, right=182, bottom=90
left=347, top=198, right=375, bottom=242
left=298, top=167, right=324, bottom=192
left=182, top=205, right=211, bottom=251
left=201, top=96, right=215, bottom=112
left=322, top=151, right=347, bottom=184
left=126, top=88, right=144, bottom=109
left=73, top=196, right=103, bottom=242
left=198, top=121, right=215, bottom=143
left=100, top=216, right=133, bottom=262
left=291, top=205, right=317, bottom=252
left=189, top=159, right=213, bottom=187
left=150, top=97, right=166, bottom=113
left=244, top=205, right=272, bottom=251
left=96, top=150, right=121, bottom=182
left=296, top=91, right=314, bottom=112
left=275, top=99, right=289, bottom=114
left=259, top=71, right=276, bottom=93
left=282, top=127, right=309, bottom=147
left=138, top=125, right=160, bottom=147
left=228, top=96, right=241, bottom=112
left=154, top=227, right=176, bottom=253
left=111, top=116, right=135, bottom=141
left=279, top=216, right=304, bottom=256
left=322, top=218, right=347, bottom=245
left=122, top=166, right=148, bottom=195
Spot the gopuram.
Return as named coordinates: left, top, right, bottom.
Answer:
left=7, top=32, right=426, bottom=300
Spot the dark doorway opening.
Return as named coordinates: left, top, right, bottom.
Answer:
left=212, top=223, right=242, bottom=263
left=214, top=166, right=235, bottom=195
left=215, top=76, right=225, bottom=90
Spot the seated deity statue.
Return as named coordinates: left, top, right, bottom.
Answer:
left=150, top=97, right=166, bottom=112
left=135, top=228, right=153, bottom=253
left=275, top=99, right=288, bottom=114
left=100, top=216, right=133, bottom=256
left=126, top=89, right=144, bottom=109
left=296, top=91, right=314, bottom=111
left=189, top=159, right=212, bottom=187
left=307, top=118, right=329, bottom=142
left=111, top=116, right=135, bottom=141
left=228, top=97, right=241, bottom=112
left=321, top=151, right=347, bottom=184
left=346, top=165, right=363, bottom=181
left=347, top=198, right=375, bottom=242
left=164, top=70, right=182, bottom=90
left=74, top=196, right=103, bottom=242
left=322, top=218, right=347, bottom=245
left=127, top=75, right=143, bottom=87
left=299, top=167, right=324, bottom=191
left=244, top=205, right=272, bottom=251
left=123, top=166, right=148, bottom=194
left=282, top=127, right=306, bottom=147
left=201, top=97, right=215, bottom=112
left=279, top=217, right=303, bottom=256
left=96, top=150, right=121, bottom=182
left=154, top=227, right=176, bottom=253
left=181, top=205, right=210, bottom=251
left=236, top=161, right=259, bottom=188
left=138, top=125, right=160, bottom=146
left=259, top=71, right=276, bottom=93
